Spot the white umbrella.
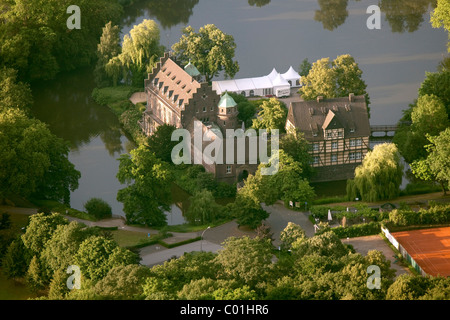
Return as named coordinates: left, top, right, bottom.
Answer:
left=328, top=209, right=332, bottom=221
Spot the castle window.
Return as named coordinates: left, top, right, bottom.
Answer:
left=331, top=154, right=337, bottom=162
left=210, top=106, right=214, bottom=111
left=356, top=152, right=362, bottom=160
left=332, top=141, right=338, bottom=149
left=203, top=106, right=206, bottom=112
left=226, top=165, right=232, bottom=174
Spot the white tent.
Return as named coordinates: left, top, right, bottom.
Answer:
left=282, top=66, right=301, bottom=87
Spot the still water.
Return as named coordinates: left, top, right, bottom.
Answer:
left=31, top=0, right=447, bottom=220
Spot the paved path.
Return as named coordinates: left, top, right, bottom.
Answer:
left=139, top=240, right=223, bottom=267
left=263, top=202, right=315, bottom=246
left=343, top=235, right=411, bottom=278
left=129, top=92, right=146, bottom=105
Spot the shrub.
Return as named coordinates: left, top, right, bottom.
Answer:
left=330, top=222, right=381, bottom=238
left=84, top=198, right=112, bottom=219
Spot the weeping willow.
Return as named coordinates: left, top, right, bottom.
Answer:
left=347, top=143, right=404, bottom=202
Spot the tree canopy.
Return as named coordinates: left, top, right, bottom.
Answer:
left=347, top=143, right=404, bottom=202
left=172, top=24, right=239, bottom=82
left=300, top=54, right=369, bottom=107
left=0, top=108, right=80, bottom=203
left=116, top=145, right=173, bottom=226
left=252, top=98, right=287, bottom=133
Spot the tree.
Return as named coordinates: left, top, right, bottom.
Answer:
left=386, top=274, right=431, bottom=300
left=230, top=192, right=269, bottom=229
left=48, top=268, right=70, bottom=300
left=299, top=58, right=312, bottom=77
left=26, top=256, right=45, bottom=292
left=21, top=212, right=68, bottom=255
left=300, top=54, right=369, bottom=107
left=0, top=0, right=122, bottom=81
left=252, top=98, right=287, bottom=133
left=228, top=92, right=256, bottom=128
left=83, top=198, right=112, bottom=220
left=116, top=145, right=173, bottom=227
left=147, top=124, right=178, bottom=163
left=412, top=128, right=450, bottom=194
left=2, top=238, right=32, bottom=279
left=172, top=24, right=239, bottom=82
left=95, top=22, right=121, bottom=87
left=40, top=221, right=98, bottom=278
left=431, top=0, right=450, bottom=52
left=185, top=189, right=223, bottom=225
left=280, top=222, right=306, bottom=251
left=279, top=129, right=313, bottom=179
left=411, top=94, right=449, bottom=136
left=214, top=236, right=273, bottom=288
left=0, top=108, right=80, bottom=204
left=346, top=143, right=404, bottom=202
left=0, top=67, right=33, bottom=112
left=118, top=19, right=163, bottom=86
left=418, top=71, right=450, bottom=117
left=94, top=264, right=151, bottom=300
left=74, top=236, right=138, bottom=282
left=248, top=0, right=271, bottom=7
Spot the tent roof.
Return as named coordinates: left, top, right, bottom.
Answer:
left=272, top=74, right=290, bottom=87
left=267, top=68, right=279, bottom=81
left=282, top=66, right=300, bottom=80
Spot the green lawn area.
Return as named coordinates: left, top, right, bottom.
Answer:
left=110, top=229, right=157, bottom=248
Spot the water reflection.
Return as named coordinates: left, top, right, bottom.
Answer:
left=314, top=0, right=349, bottom=31
left=122, top=0, right=199, bottom=29
left=31, top=68, right=125, bottom=156
left=248, top=0, right=271, bottom=7
left=379, top=0, right=436, bottom=33
left=313, top=0, right=436, bottom=32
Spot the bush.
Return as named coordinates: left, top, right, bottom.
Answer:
left=84, top=198, right=112, bottom=219
left=388, top=204, right=450, bottom=227
left=330, top=222, right=381, bottom=238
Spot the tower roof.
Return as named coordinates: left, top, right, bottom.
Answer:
left=184, top=61, right=200, bottom=77
left=218, top=92, right=237, bottom=108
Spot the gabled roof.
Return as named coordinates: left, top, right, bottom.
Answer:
left=286, top=95, right=370, bottom=141
left=322, top=110, right=344, bottom=130
left=145, top=55, right=201, bottom=110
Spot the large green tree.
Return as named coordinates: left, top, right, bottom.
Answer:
left=300, top=54, right=369, bottom=107
left=0, top=0, right=122, bottom=81
left=116, top=145, right=173, bottom=226
left=74, top=236, right=138, bottom=282
left=185, top=189, right=223, bottom=225
left=147, top=124, right=178, bottom=163
left=411, top=128, right=450, bottom=194
left=172, top=24, right=239, bottom=82
left=431, top=0, right=450, bottom=52
left=95, top=21, right=121, bottom=87
left=0, top=109, right=80, bottom=203
left=347, top=143, right=404, bottom=202
left=0, top=67, right=33, bottom=112
left=252, top=98, right=287, bottom=133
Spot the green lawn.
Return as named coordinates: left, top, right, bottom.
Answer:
left=110, top=229, right=157, bottom=248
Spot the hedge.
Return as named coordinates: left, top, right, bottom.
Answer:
left=330, top=222, right=381, bottom=239
left=388, top=204, right=450, bottom=227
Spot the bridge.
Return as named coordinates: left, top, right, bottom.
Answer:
left=370, top=125, right=398, bottom=137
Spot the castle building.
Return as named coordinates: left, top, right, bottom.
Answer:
left=285, top=94, right=371, bottom=182
left=139, top=52, right=259, bottom=184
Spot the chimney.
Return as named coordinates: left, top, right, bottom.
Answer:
left=317, top=96, right=324, bottom=103
left=349, top=93, right=354, bottom=102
